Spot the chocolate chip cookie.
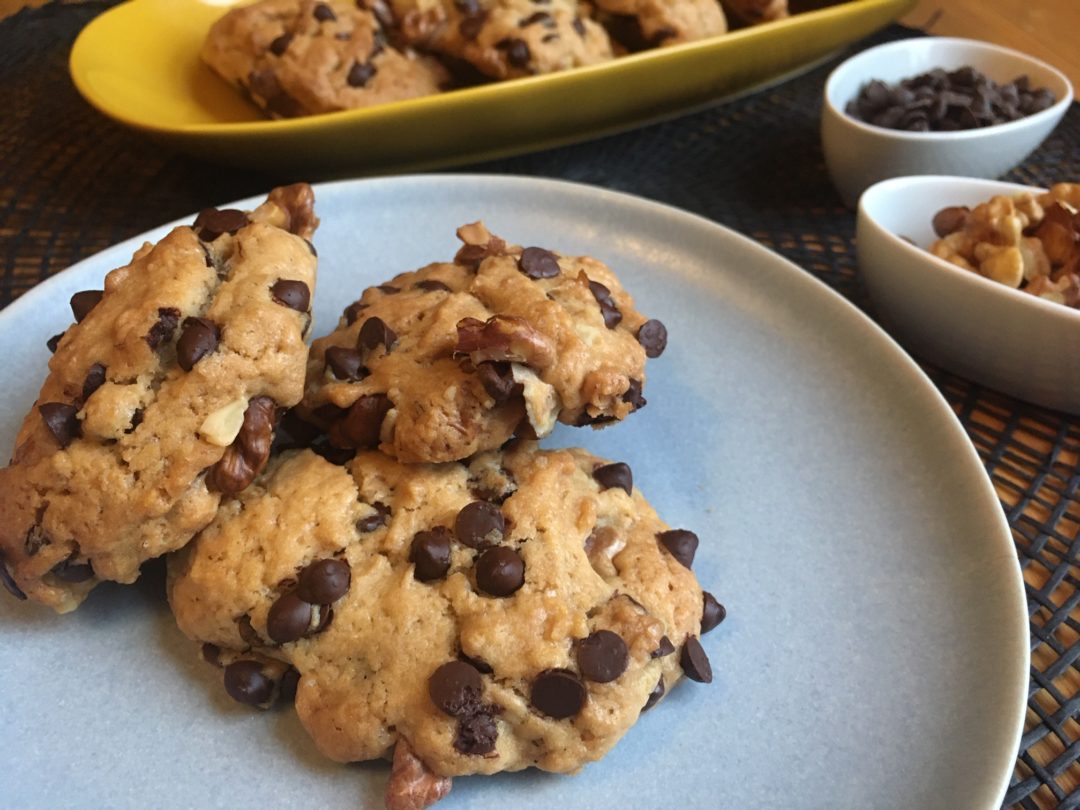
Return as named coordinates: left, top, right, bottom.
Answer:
left=0, top=185, right=319, bottom=612
left=721, top=0, right=787, bottom=26
left=167, top=442, right=724, bottom=806
left=593, top=0, right=727, bottom=48
left=296, top=222, right=667, bottom=464
left=389, top=0, right=614, bottom=79
left=202, top=0, right=449, bottom=118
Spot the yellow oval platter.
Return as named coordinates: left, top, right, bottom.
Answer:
left=69, top=0, right=915, bottom=175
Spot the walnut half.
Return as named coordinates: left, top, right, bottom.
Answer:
left=384, top=739, right=452, bottom=810
left=455, top=315, right=556, bottom=370
left=206, top=396, right=278, bottom=494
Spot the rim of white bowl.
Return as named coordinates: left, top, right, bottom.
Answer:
left=858, top=175, right=1080, bottom=324
left=826, top=37, right=1074, bottom=141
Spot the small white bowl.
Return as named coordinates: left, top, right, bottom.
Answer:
left=823, top=38, right=1072, bottom=208
left=857, top=174, right=1080, bottom=414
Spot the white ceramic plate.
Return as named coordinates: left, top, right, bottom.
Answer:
left=0, top=176, right=1027, bottom=808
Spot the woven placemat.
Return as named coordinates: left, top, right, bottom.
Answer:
left=3, top=3, right=1079, bottom=807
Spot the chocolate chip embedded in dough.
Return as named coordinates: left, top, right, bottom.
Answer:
left=358, top=316, right=398, bottom=352
left=530, top=669, right=586, bottom=719
left=82, top=363, right=106, bottom=402
left=415, top=279, right=451, bottom=292
left=593, top=462, right=632, bottom=495
left=651, top=635, right=676, bottom=658
left=223, top=660, right=274, bottom=706
left=454, top=501, right=505, bottom=549
left=428, top=660, right=483, bottom=716
left=347, top=61, right=377, bottom=88
left=238, top=614, right=262, bottom=645
left=657, top=528, right=698, bottom=570
left=177, top=317, right=220, bottom=372
left=701, top=592, right=726, bottom=634
left=296, top=558, right=351, bottom=604
left=280, top=666, right=301, bottom=700
left=680, top=635, right=712, bottom=683
left=70, top=290, right=103, bottom=323
left=325, top=346, right=367, bottom=381
left=145, top=307, right=181, bottom=349
left=47, top=332, right=64, bottom=353
left=455, top=709, right=499, bottom=755
left=313, top=2, right=337, bottom=21
left=0, top=554, right=27, bottom=600
left=269, top=32, right=293, bottom=56
left=622, top=378, right=646, bottom=410
left=475, top=546, right=524, bottom=596
left=330, top=393, right=392, bottom=449
left=575, top=630, right=628, bottom=683
left=270, top=279, right=310, bottom=312
left=588, top=280, right=622, bottom=328
left=356, top=502, right=391, bottom=533
left=642, top=676, right=665, bottom=711
left=266, top=591, right=315, bottom=644
left=39, top=403, right=80, bottom=448
left=193, top=208, right=249, bottom=241
left=475, top=362, right=520, bottom=403
left=410, top=527, right=452, bottom=582
left=517, top=246, right=560, bottom=279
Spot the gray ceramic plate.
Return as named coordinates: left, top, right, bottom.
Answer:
left=0, top=176, right=1027, bottom=808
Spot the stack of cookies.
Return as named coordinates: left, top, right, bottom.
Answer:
left=0, top=184, right=725, bottom=809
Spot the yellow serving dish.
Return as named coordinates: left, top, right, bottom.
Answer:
left=69, top=0, right=915, bottom=175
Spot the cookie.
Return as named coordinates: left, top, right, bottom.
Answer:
left=202, top=0, right=449, bottom=118
left=593, top=0, right=727, bottom=48
left=721, top=0, right=787, bottom=26
left=296, top=221, right=667, bottom=463
left=0, top=184, right=319, bottom=612
left=389, top=0, right=614, bottom=79
left=167, top=443, right=724, bottom=804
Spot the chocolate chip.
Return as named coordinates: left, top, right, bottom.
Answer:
left=331, top=394, right=392, bottom=449
left=39, top=403, right=80, bottom=448
left=50, top=554, right=93, bottom=583
left=325, top=346, right=367, bottom=381
left=454, top=501, right=505, bottom=549
left=519, top=10, right=553, bottom=26
left=455, top=709, right=498, bottom=755
left=651, top=635, right=676, bottom=658
left=313, top=443, right=355, bottom=465
left=238, top=614, right=262, bottom=645
left=347, top=61, right=377, bottom=88
left=297, top=558, right=351, bottom=604
left=358, top=316, right=398, bottom=352
left=280, top=666, right=301, bottom=700
left=269, top=31, right=293, bottom=56
left=458, top=651, right=494, bottom=674
left=573, top=411, right=617, bottom=427
left=266, top=591, right=314, bottom=644
left=498, top=37, right=531, bottom=69
left=476, top=362, right=520, bottom=403
left=201, top=643, right=223, bottom=667
left=370, top=29, right=386, bottom=57
left=517, top=247, right=560, bottom=279
left=572, top=16, right=585, bottom=36
left=680, top=635, right=712, bottom=683
left=47, top=332, right=64, bottom=353
left=82, top=363, right=106, bottom=402
left=193, top=208, right=249, bottom=241
left=530, top=669, right=586, bottom=718
left=70, top=290, right=103, bottom=323
left=304, top=238, right=317, bottom=256
left=24, top=524, right=50, bottom=556
left=224, top=660, right=274, bottom=706
left=429, top=660, right=483, bottom=716
left=314, top=403, right=346, bottom=422
left=588, top=280, right=622, bottom=328
left=313, top=2, right=336, bottom=21
left=932, top=206, right=970, bottom=238
left=145, top=307, right=181, bottom=349
left=343, top=301, right=367, bottom=325
left=356, top=502, right=391, bottom=532
left=459, top=12, right=487, bottom=41
left=475, top=546, right=524, bottom=597
left=642, top=676, right=665, bottom=711
left=636, top=319, right=667, bottom=357
left=657, top=529, right=698, bottom=570
left=622, top=378, right=646, bottom=410
left=270, top=279, right=310, bottom=311
left=593, top=462, right=631, bottom=495
left=701, top=592, right=726, bottom=633
left=415, top=279, right=451, bottom=292
left=177, top=317, right=220, bottom=371
left=576, top=630, right=628, bottom=683
left=0, top=555, right=27, bottom=600
left=376, top=284, right=401, bottom=295
left=454, top=0, right=480, bottom=14
left=126, top=409, right=143, bottom=434
left=410, top=527, right=452, bottom=582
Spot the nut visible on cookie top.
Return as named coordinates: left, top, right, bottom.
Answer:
left=296, top=221, right=666, bottom=463
left=0, top=184, right=319, bottom=612
left=167, top=442, right=725, bottom=807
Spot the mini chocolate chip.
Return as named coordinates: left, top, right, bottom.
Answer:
left=270, top=279, right=310, bottom=311
left=296, top=558, right=351, bottom=604
left=517, top=247, right=560, bottom=279
left=193, top=208, right=249, bottom=241
left=455, top=709, right=499, bottom=755
left=266, top=591, right=314, bottom=644
left=70, top=290, right=104, bottom=323
left=82, top=363, right=106, bottom=402
left=576, top=630, right=628, bottom=683
left=658, top=529, right=698, bottom=569
left=572, top=15, right=586, bottom=36
left=50, top=555, right=93, bottom=583
left=415, top=279, right=451, bottom=292
left=636, top=319, right=667, bottom=357
left=201, top=643, right=223, bottom=667
left=280, top=666, right=301, bottom=700
left=454, top=501, right=505, bottom=549
left=429, top=660, right=483, bottom=716
left=343, top=301, right=367, bottom=324
left=475, top=546, right=524, bottom=597
left=145, top=307, right=181, bottom=349
left=476, top=362, right=520, bottom=403
left=331, top=393, right=392, bottom=448
left=47, top=332, right=65, bottom=353
left=358, top=316, right=398, bottom=352
left=177, top=317, right=220, bottom=372
left=347, top=61, right=377, bottom=88
left=622, top=378, right=646, bottom=410
left=458, top=651, right=494, bottom=674
left=325, top=346, right=367, bottom=381
left=356, top=502, right=391, bottom=532
left=376, top=284, right=400, bottom=295
left=530, top=669, right=586, bottom=718
left=410, top=527, right=452, bottom=582
left=0, top=555, right=27, bottom=600
left=238, top=614, right=262, bottom=645
left=39, top=403, right=80, bottom=448
left=680, top=636, right=712, bottom=683
left=701, top=592, right=726, bottom=633
left=499, top=37, right=531, bottom=68
left=651, top=635, right=676, bottom=658
left=593, top=462, right=631, bottom=495
left=224, top=660, right=274, bottom=706
left=642, top=676, right=665, bottom=711
left=269, top=31, right=293, bottom=56
left=313, top=2, right=336, bottom=20
left=588, top=280, right=622, bottom=328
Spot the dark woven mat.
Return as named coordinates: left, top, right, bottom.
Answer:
left=4, top=3, right=1080, bottom=807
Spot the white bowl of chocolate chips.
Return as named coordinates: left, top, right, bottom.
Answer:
left=822, top=37, right=1072, bottom=207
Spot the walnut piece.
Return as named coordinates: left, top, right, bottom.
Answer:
left=384, top=739, right=452, bottom=810
left=455, top=315, right=556, bottom=370
left=199, top=397, right=249, bottom=447
left=206, top=396, right=277, bottom=494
